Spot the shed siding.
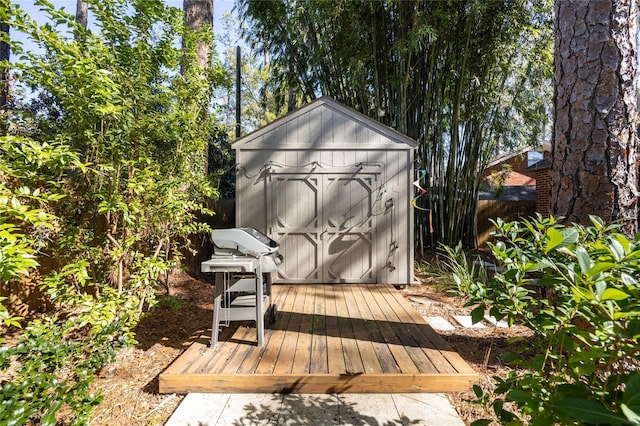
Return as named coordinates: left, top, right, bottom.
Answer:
left=234, top=98, right=415, bottom=285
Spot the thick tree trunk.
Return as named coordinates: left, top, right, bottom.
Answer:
left=183, top=0, right=213, bottom=69
left=552, top=0, right=639, bottom=235
left=183, top=0, right=214, bottom=276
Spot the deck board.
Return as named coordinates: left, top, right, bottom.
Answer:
left=310, top=284, right=328, bottom=373
left=159, top=284, right=478, bottom=394
left=324, top=285, right=347, bottom=374
left=292, top=285, right=314, bottom=374
left=345, top=284, right=383, bottom=374
left=255, top=284, right=293, bottom=374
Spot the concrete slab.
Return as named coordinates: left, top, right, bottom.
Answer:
left=277, top=394, right=340, bottom=425
left=339, top=393, right=397, bottom=424
left=392, top=393, right=465, bottom=426
left=424, top=316, right=456, bottom=331
left=164, top=393, right=229, bottom=425
left=453, top=315, right=486, bottom=328
left=484, top=315, right=510, bottom=328
left=164, top=393, right=465, bottom=425
left=217, top=393, right=282, bottom=425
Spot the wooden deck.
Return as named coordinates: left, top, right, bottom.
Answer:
left=159, top=284, right=478, bottom=394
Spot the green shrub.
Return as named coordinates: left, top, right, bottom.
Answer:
left=1, top=0, right=227, bottom=423
left=0, top=316, right=124, bottom=426
left=438, top=242, right=489, bottom=300
left=447, top=215, right=640, bottom=425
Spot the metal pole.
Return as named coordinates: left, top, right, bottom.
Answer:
left=235, top=46, right=241, bottom=138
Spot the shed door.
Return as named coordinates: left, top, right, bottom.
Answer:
left=268, top=172, right=377, bottom=283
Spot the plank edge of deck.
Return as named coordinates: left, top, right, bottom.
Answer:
left=159, top=372, right=479, bottom=394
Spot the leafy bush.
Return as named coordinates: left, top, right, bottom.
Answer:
left=447, top=215, right=640, bottom=425
left=1, top=0, right=227, bottom=423
left=0, top=316, right=124, bottom=426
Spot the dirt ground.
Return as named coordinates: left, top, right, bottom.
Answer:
left=87, top=272, right=532, bottom=425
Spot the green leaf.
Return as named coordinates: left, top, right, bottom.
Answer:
left=588, top=262, right=616, bottom=277
left=500, top=351, right=519, bottom=363
left=595, top=280, right=607, bottom=299
left=554, top=398, right=629, bottom=424
left=473, top=384, right=484, bottom=399
left=621, top=404, right=640, bottom=426
left=589, top=215, right=605, bottom=231
left=545, top=227, right=564, bottom=253
left=576, top=246, right=591, bottom=274
left=624, top=374, right=640, bottom=413
left=41, top=412, right=57, bottom=426
left=610, top=238, right=626, bottom=261
left=506, top=389, right=530, bottom=403
left=600, top=288, right=630, bottom=301
left=471, top=305, right=485, bottom=324
left=629, top=320, right=640, bottom=339
left=470, top=420, right=493, bottom=426
left=562, top=228, right=580, bottom=245
left=615, top=233, right=632, bottom=253
left=571, top=285, right=595, bottom=301
left=621, top=273, right=638, bottom=286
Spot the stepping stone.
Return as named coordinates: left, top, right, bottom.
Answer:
left=409, top=296, right=440, bottom=306
left=424, top=316, right=456, bottom=331
left=484, top=315, right=510, bottom=328
left=453, top=315, right=486, bottom=328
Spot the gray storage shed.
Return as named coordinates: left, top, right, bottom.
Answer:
left=233, top=97, right=417, bottom=286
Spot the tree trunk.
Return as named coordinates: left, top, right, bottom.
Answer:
left=183, top=0, right=213, bottom=69
left=551, top=0, right=639, bottom=235
left=183, top=0, right=214, bottom=276
left=75, top=0, right=88, bottom=29
left=0, top=22, right=9, bottom=135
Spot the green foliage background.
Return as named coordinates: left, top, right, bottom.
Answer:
left=445, top=216, right=640, bottom=425
left=0, top=0, right=227, bottom=423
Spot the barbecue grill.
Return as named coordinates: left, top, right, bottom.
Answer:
left=201, top=228, right=283, bottom=348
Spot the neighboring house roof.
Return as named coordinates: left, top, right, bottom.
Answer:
left=485, top=143, right=551, bottom=169
left=478, top=185, right=536, bottom=201
left=485, top=146, right=533, bottom=169
left=525, top=158, right=551, bottom=172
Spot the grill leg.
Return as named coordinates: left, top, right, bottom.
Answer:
left=211, top=295, right=221, bottom=349
left=256, top=271, right=264, bottom=346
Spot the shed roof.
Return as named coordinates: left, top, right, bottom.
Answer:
left=233, top=96, right=417, bottom=150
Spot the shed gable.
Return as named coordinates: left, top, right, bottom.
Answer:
left=234, top=97, right=416, bottom=150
